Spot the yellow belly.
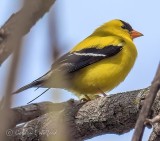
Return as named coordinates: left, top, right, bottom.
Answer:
left=69, top=45, right=137, bottom=97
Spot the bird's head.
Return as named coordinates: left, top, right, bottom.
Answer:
left=93, top=19, right=143, bottom=40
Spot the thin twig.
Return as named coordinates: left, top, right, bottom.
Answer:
left=48, top=9, right=61, bottom=60
left=132, top=63, right=160, bottom=141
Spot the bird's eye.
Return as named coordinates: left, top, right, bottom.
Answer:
left=121, top=25, right=127, bottom=30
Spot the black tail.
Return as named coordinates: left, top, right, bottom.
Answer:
left=13, top=80, right=43, bottom=94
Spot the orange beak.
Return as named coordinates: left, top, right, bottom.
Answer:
left=130, top=30, right=143, bottom=39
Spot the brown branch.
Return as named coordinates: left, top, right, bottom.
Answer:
left=6, top=87, right=160, bottom=141
left=48, top=11, right=61, bottom=60
left=132, top=63, right=160, bottom=141
left=0, top=1, right=57, bottom=140
left=0, top=37, right=22, bottom=141
left=0, top=0, right=56, bottom=65
left=11, top=100, right=76, bottom=126
left=149, top=123, right=160, bottom=141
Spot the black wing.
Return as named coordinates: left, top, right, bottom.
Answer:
left=52, top=45, right=123, bottom=73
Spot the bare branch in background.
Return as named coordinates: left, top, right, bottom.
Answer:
left=132, top=63, right=160, bottom=141
left=0, top=0, right=57, bottom=140
left=0, top=0, right=56, bottom=65
left=0, top=27, right=22, bottom=141
left=48, top=10, right=61, bottom=60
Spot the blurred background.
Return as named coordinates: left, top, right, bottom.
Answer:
left=0, top=0, right=159, bottom=140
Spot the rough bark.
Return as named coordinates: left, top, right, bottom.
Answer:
left=5, top=87, right=160, bottom=141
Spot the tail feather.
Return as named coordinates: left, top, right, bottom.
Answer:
left=13, top=80, right=43, bottom=94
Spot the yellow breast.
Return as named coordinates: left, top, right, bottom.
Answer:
left=69, top=39, right=137, bottom=96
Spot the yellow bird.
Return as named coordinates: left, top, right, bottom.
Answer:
left=14, top=19, right=143, bottom=100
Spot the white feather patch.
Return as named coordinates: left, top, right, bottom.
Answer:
left=74, top=52, right=106, bottom=57
left=117, top=42, right=125, bottom=47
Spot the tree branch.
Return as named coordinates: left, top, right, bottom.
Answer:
left=0, top=0, right=56, bottom=65
left=6, top=87, right=160, bottom=141
left=132, top=63, right=160, bottom=141
left=149, top=123, right=160, bottom=141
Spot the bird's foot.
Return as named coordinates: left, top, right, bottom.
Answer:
left=80, top=98, right=90, bottom=103
left=97, top=88, right=108, bottom=97
left=79, top=94, right=91, bottom=103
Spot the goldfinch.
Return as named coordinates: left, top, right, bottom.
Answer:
left=14, top=19, right=143, bottom=100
